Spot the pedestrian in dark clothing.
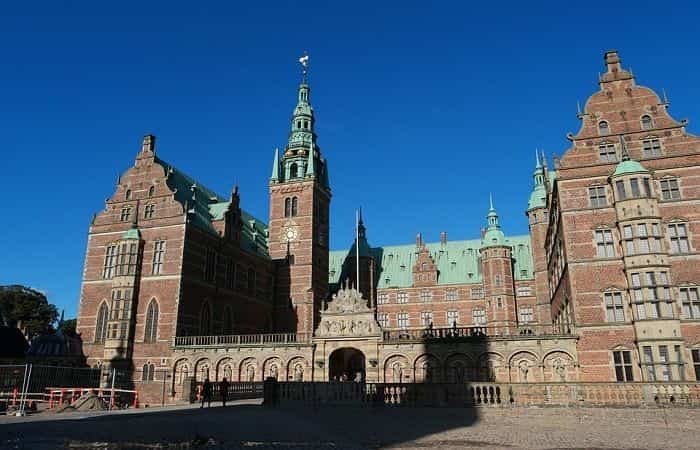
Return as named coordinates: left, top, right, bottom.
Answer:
left=201, top=378, right=212, bottom=408
left=220, top=377, right=230, bottom=407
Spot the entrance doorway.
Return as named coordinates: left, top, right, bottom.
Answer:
left=328, top=348, right=365, bottom=382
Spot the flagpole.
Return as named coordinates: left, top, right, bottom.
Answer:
left=356, top=210, right=360, bottom=292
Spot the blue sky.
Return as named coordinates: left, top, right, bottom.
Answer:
left=3, top=1, right=700, bottom=318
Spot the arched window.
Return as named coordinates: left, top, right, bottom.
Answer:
left=148, top=186, right=155, bottom=197
left=284, top=198, right=291, bottom=218
left=125, top=189, right=131, bottom=200
left=95, top=302, right=109, bottom=343
left=223, top=306, right=234, bottom=334
left=598, top=120, right=610, bottom=135
left=200, top=301, right=211, bottom=335
left=144, top=299, right=159, bottom=343
left=291, top=197, right=298, bottom=216
left=641, top=115, right=653, bottom=130
left=290, top=163, right=298, bottom=178
left=142, top=362, right=155, bottom=382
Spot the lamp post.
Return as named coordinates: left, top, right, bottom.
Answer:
left=161, top=371, right=171, bottom=407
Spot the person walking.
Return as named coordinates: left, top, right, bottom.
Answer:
left=201, top=378, right=212, bottom=408
left=220, top=377, right=230, bottom=407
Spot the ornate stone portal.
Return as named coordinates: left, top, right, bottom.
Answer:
left=315, top=284, right=382, bottom=339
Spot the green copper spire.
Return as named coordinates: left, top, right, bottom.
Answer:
left=306, top=140, right=315, bottom=177
left=285, top=55, right=316, bottom=152
left=482, top=195, right=506, bottom=247
left=528, top=148, right=547, bottom=211
left=270, top=148, right=280, bottom=182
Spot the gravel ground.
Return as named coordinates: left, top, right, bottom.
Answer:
left=0, top=400, right=697, bottom=449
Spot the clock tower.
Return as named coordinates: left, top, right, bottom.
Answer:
left=269, top=57, right=331, bottom=335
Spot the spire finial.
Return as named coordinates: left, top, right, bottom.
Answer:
left=619, top=135, right=630, bottom=161
left=298, top=51, right=309, bottom=83
left=270, top=148, right=280, bottom=182
left=535, top=148, right=541, bottom=168
left=576, top=101, right=582, bottom=117
left=489, top=193, right=494, bottom=211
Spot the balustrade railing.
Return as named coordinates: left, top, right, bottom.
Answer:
left=382, top=324, right=572, bottom=342
left=173, top=333, right=311, bottom=348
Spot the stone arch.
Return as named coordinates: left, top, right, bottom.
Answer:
left=543, top=350, right=576, bottom=382
left=508, top=351, right=540, bottom=382
left=477, top=352, right=505, bottom=382
left=216, top=357, right=234, bottom=382
left=172, top=358, right=191, bottom=396
left=194, top=357, right=211, bottom=382
left=444, top=353, right=474, bottom=383
left=263, top=356, right=282, bottom=380
left=286, top=356, right=308, bottom=382
left=239, top=357, right=258, bottom=382
left=383, top=354, right=409, bottom=383
left=413, top=353, right=440, bottom=383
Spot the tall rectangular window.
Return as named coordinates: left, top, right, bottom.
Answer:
left=448, top=310, right=460, bottom=326
left=377, top=292, right=388, bottom=305
left=630, top=178, right=641, bottom=198
left=675, top=345, right=685, bottom=381
left=692, top=349, right=700, bottom=380
left=668, top=223, right=690, bottom=253
left=471, top=287, right=484, bottom=299
left=225, top=259, right=235, bottom=289
left=377, top=313, right=389, bottom=328
left=599, top=143, right=617, bottom=162
left=204, top=248, right=217, bottom=282
left=471, top=309, right=484, bottom=325
left=680, top=287, right=700, bottom=319
left=420, top=311, right=433, bottom=327
left=588, top=186, right=607, bottom=208
left=615, top=180, right=627, bottom=200
left=144, top=204, right=155, bottom=219
left=420, top=290, right=433, bottom=302
left=643, top=346, right=656, bottom=381
left=152, top=241, right=165, bottom=275
left=595, top=229, right=615, bottom=257
left=397, top=312, right=409, bottom=329
left=604, top=292, right=625, bottom=322
left=642, top=177, right=652, bottom=197
left=642, top=138, right=662, bottom=158
left=446, top=289, right=459, bottom=301
left=397, top=291, right=408, bottom=304
left=519, top=306, right=533, bottom=323
left=660, top=179, right=681, bottom=200
left=613, top=350, right=634, bottom=382
left=103, top=245, right=117, bottom=279
left=120, top=207, right=131, bottom=222
left=659, top=346, right=671, bottom=381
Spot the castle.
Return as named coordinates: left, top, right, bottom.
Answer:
left=76, top=50, right=700, bottom=404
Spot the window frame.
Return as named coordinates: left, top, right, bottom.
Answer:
left=588, top=186, right=607, bottom=208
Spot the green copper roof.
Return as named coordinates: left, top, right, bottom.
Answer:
left=122, top=226, right=141, bottom=240
left=612, top=159, right=648, bottom=177
left=528, top=152, right=548, bottom=211
left=329, top=235, right=533, bottom=289
left=155, top=157, right=269, bottom=257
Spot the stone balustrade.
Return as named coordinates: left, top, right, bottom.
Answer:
left=172, top=333, right=312, bottom=348
left=381, top=324, right=571, bottom=343
left=262, top=380, right=700, bottom=408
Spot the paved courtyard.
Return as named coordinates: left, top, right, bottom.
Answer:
left=1, top=400, right=698, bottom=449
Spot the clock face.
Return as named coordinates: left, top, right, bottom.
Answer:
left=283, top=226, right=299, bottom=242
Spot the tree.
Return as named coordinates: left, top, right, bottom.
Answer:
left=0, top=285, right=58, bottom=336
left=59, top=318, right=77, bottom=336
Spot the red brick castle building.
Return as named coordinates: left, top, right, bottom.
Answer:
left=76, top=51, right=700, bottom=403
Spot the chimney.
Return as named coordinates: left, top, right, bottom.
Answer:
left=141, top=134, right=156, bottom=154
left=440, top=231, right=447, bottom=246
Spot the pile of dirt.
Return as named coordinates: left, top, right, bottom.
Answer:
left=53, top=392, right=107, bottom=413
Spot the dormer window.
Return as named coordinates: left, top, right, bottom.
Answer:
left=641, top=115, right=653, bottom=130
left=598, top=121, right=610, bottom=136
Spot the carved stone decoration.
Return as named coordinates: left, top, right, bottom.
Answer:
left=315, top=285, right=382, bottom=339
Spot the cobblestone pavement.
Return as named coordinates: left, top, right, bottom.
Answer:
left=0, top=401, right=697, bottom=449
